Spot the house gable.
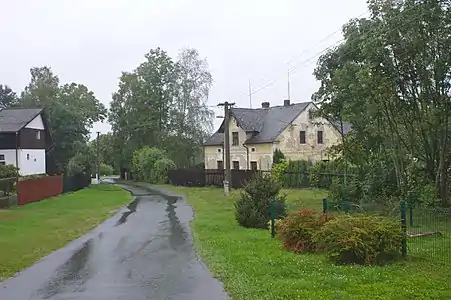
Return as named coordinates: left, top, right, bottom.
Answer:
left=274, top=103, right=342, bottom=161
left=25, top=114, right=45, bottom=130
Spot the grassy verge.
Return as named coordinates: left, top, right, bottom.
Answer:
left=163, top=185, right=450, bottom=300
left=0, top=184, right=131, bottom=281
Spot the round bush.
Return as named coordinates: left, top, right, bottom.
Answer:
left=276, top=209, right=333, bottom=253
left=234, top=173, right=286, bottom=229
left=314, top=215, right=404, bottom=265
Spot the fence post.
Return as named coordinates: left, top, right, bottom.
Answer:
left=409, top=195, right=414, bottom=227
left=342, top=195, right=349, bottom=213
left=270, top=199, right=275, bottom=238
left=401, top=200, right=407, bottom=258
left=322, top=198, right=328, bottom=214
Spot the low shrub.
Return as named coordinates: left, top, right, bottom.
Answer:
left=276, top=209, right=332, bottom=253
left=153, top=158, right=176, bottom=183
left=314, top=215, right=404, bottom=265
left=234, top=173, right=286, bottom=229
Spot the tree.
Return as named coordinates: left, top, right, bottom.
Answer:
left=109, top=47, right=214, bottom=170
left=18, top=66, right=107, bottom=173
left=0, top=85, right=18, bottom=109
left=313, top=0, right=451, bottom=206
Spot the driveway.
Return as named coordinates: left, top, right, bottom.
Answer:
left=0, top=183, right=228, bottom=300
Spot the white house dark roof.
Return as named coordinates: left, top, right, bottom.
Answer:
left=0, top=108, right=43, bottom=133
left=204, top=102, right=352, bottom=146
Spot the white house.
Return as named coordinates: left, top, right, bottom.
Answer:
left=0, top=108, right=49, bottom=176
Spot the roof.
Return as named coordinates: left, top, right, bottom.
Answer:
left=204, top=101, right=352, bottom=146
left=0, top=108, right=43, bottom=133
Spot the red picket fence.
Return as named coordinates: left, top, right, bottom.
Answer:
left=17, top=175, right=63, bottom=205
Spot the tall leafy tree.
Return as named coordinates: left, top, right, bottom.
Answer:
left=18, top=67, right=107, bottom=173
left=313, top=0, right=451, bottom=205
left=0, top=85, right=18, bottom=109
left=109, top=47, right=214, bottom=169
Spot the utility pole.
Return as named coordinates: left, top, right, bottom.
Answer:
left=218, top=101, right=235, bottom=196
left=96, top=131, right=100, bottom=183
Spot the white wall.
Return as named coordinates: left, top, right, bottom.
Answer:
left=0, top=149, right=46, bottom=175
left=25, top=114, right=44, bottom=130
left=18, top=149, right=46, bottom=176
left=0, top=149, right=18, bottom=168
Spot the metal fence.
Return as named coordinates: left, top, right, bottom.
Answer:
left=319, top=197, right=451, bottom=265
left=63, top=173, right=91, bottom=193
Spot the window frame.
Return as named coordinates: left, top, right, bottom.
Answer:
left=217, top=160, right=224, bottom=169
left=232, top=161, right=240, bottom=170
left=250, top=161, right=258, bottom=171
left=317, top=130, right=324, bottom=144
left=0, top=154, right=5, bottom=165
left=232, top=132, right=239, bottom=146
left=299, top=130, right=306, bottom=144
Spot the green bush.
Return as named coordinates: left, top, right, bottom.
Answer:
left=0, top=164, right=19, bottom=179
left=153, top=158, right=176, bottom=183
left=234, top=173, right=286, bottom=229
left=283, top=160, right=311, bottom=188
left=276, top=209, right=332, bottom=253
left=132, top=147, right=167, bottom=181
left=328, top=178, right=361, bottom=205
left=314, top=215, right=404, bottom=265
left=271, top=159, right=288, bottom=184
left=100, top=163, right=114, bottom=176
left=273, top=149, right=286, bottom=164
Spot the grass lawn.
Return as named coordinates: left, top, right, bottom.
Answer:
left=0, top=184, right=131, bottom=281
left=162, top=185, right=451, bottom=300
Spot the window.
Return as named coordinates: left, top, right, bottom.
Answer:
left=251, top=161, right=258, bottom=171
left=299, top=131, right=306, bottom=144
left=0, top=154, right=4, bottom=165
left=317, top=131, right=324, bottom=144
left=232, top=132, right=239, bottom=146
left=36, top=130, right=41, bottom=140
left=217, top=148, right=221, bottom=152
left=308, top=110, right=314, bottom=120
left=217, top=160, right=224, bottom=169
left=251, top=147, right=255, bottom=152
left=233, top=161, right=240, bottom=170
left=27, top=154, right=30, bottom=160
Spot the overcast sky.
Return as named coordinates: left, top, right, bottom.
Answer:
left=0, top=0, right=368, bottom=138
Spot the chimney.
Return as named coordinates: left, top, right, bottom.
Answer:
left=284, top=99, right=291, bottom=106
left=261, top=102, right=270, bottom=108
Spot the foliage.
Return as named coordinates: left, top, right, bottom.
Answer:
left=18, top=66, right=106, bottom=174
left=272, top=149, right=285, bottom=165
left=0, top=85, right=18, bottom=109
left=0, top=164, right=19, bottom=179
left=99, top=163, right=114, bottom=176
left=132, top=147, right=167, bottom=182
left=276, top=209, right=332, bottom=253
left=234, top=173, right=286, bottom=229
left=271, top=159, right=288, bottom=184
left=328, top=178, right=361, bottom=204
left=66, top=151, right=93, bottom=177
left=313, top=0, right=451, bottom=206
left=153, top=158, right=176, bottom=183
left=282, top=160, right=311, bottom=188
left=166, top=186, right=451, bottom=299
left=109, top=47, right=214, bottom=170
left=314, top=215, right=404, bottom=265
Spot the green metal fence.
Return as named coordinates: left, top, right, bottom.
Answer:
left=270, top=197, right=451, bottom=265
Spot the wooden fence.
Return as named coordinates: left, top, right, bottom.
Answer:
left=17, top=175, right=63, bottom=205
left=167, top=169, right=262, bottom=189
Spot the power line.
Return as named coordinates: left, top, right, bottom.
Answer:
left=243, top=4, right=425, bottom=99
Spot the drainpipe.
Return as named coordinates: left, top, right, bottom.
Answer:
left=15, top=132, right=19, bottom=173
left=242, top=144, right=249, bottom=170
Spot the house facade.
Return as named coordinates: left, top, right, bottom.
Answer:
left=204, top=100, right=351, bottom=171
left=0, top=108, right=49, bottom=176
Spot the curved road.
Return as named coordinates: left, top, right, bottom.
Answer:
left=0, top=183, right=228, bottom=300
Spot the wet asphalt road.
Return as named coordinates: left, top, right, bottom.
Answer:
left=0, top=183, right=228, bottom=300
